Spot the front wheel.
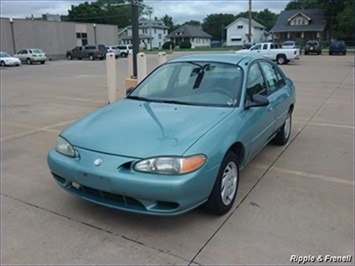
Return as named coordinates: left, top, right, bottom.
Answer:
left=273, top=111, right=292, bottom=145
left=67, top=54, right=72, bottom=60
left=41, top=61, right=45, bottom=64
left=0, top=61, right=5, bottom=67
left=204, top=151, right=239, bottom=215
left=27, top=58, right=32, bottom=65
left=89, top=54, right=94, bottom=61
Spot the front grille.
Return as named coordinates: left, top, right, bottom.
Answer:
left=69, top=182, right=146, bottom=211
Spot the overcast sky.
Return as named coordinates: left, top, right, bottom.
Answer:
left=1, top=0, right=290, bottom=23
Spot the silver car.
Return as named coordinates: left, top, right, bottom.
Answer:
left=0, top=52, right=21, bottom=67
left=13, top=48, right=47, bottom=64
left=105, top=46, right=121, bottom=59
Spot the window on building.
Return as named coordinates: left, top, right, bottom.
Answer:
left=158, top=33, right=162, bottom=39
left=154, top=28, right=156, bottom=34
left=76, top=32, right=88, bottom=46
left=231, top=38, right=242, bottom=42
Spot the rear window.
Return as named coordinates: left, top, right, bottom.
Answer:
left=85, top=46, right=96, bottom=50
left=31, top=49, right=44, bottom=53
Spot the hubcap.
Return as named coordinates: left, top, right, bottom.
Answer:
left=284, top=115, right=291, bottom=139
left=221, top=162, right=238, bottom=206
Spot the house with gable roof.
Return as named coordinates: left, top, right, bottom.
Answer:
left=270, top=9, right=327, bottom=43
left=166, top=24, right=212, bottom=48
left=225, top=17, right=268, bottom=46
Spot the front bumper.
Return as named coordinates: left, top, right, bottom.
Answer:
left=4, top=60, right=21, bottom=66
left=47, top=148, right=218, bottom=215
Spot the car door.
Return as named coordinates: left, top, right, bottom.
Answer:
left=259, top=43, right=271, bottom=58
left=249, top=44, right=262, bottom=54
left=16, top=50, right=26, bottom=61
left=259, top=61, right=290, bottom=130
left=242, top=62, right=276, bottom=158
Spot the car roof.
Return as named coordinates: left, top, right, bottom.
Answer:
left=169, top=53, right=265, bottom=65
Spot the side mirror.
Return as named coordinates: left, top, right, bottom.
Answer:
left=245, top=94, right=269, bottom=109
left=126, top=87, right=135, bottom=96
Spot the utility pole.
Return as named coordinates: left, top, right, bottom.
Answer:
left=147, top=7, right=153, bottom=51
left=131, top=0, right=139, bottom=78
left=248, top=0, right=252, bottom=43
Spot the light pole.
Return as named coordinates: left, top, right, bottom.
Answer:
left=9, top=18, right=16, bottom=53
left=93, top=23, right=97, bottom=44
left=131, top=0, right=139, bottom=78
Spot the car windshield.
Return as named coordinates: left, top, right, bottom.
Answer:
left=128, top=61, right=243, bottom=107
left=0, top=52, right=11, bottom=58
left=31, top=49, right=44, bottom=54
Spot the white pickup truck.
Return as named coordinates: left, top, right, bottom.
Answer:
left=236, top=42, right=300, bottom=65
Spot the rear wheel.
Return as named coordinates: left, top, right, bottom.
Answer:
left=204, top=151, right=239, bottom=215
left=276, top=54, right=286, bottom=65
left=0, top=61, right=5, bottom=67
left=26, top=58, right=32, bottom=65
left=273, top=111, right=292, bottom=145
left=89, top=54, right=94, bottom=61
left=67, top=54, right=72, bottom=60
left=41, top=61, right=45, bottom=64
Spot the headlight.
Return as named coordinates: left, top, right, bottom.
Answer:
left=134, top=155, right=206, bottom=175
left=55, top=136, right=75, bottom=157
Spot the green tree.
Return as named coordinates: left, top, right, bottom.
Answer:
left=202, top=13, right=236, bottom=40
left=335, top=0, right=354, bottom=41
left=183, top=20, right=201, bottom=26
left=67, top=2, right=106, bottom=24
left=285, top=0, right=318, bottom=10
left=161, top=14, right=174, bottom=29
left=236, top=9, right=278, bottom=31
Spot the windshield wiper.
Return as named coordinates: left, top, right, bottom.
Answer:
left=126, top=95, right=151, bottom=102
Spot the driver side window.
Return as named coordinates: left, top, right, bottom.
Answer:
left=246, top=63, right=267, bottom=99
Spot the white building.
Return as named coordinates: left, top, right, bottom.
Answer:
left=225, top=17, right=268, bottom=47
left=118, top=19, right=169, bottom=49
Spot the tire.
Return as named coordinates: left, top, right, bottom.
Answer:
left=305, top=51, right=309, bottom=55
left=204, top=151, right=239, bottom=215
left=343, top=51, right=346, bottom=55
left=27, top=58, right=32, bottom=65
left=121, top=53, right=127, bottom=58
left=89, top=54, right=94, bottom=61
left=273, top=111, right=292, bottom=145
left=0, top=61, right=5, bottom=67
left=329, top=51, right=332, bottom=55
left=41, top=61, right=45, bottom=64
left=78, top=58, right=82, bottom=60
left=276, top=54, right=286, bottom=65
left=67, top=54, right=72, bottom=60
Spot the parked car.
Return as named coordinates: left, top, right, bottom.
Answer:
left=116, top=45, right=133, bottom=57
left=282, top=41, right=297, bottom=49
left=13, top=48, right=46, bottom=64
left=48, top=54, right=296, bottom=216
left=0, top=52, right=21, bottom=67
left=305, top=40, right=321, bottom=55
left=105, top=46, right=120, bottom=59
left=329, top=40, right=346, bottom=55
left=236, top=42, right=300, bottom=65
left=66, top=44, right=107, bottom=60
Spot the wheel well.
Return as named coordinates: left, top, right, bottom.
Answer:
left=277, top=53, right=286, bottom=58
left=228, top=142, right=245, bottom=166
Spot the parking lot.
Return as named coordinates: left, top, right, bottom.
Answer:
left=1, top=53, right=354, bottom=264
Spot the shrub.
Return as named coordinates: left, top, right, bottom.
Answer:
left=179, top=40, right=192, bottom=49
left=162, top=41, right=175, bottom=50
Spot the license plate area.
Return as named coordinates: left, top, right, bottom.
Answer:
left=76, top=172, right=111, bottom=191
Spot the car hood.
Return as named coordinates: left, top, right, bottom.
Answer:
left=3, top=57, right=20, bottom=62
left=61, top=99, right=233, bottom=158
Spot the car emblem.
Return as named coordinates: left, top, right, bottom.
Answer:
left=93, top=158, right=103, bottom=166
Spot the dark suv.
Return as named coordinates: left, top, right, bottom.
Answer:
left=66, top=44, right=107, bottom=60
left=305, top=40, right=321, bottom=55
left=329, top=40, right=346, bottom=55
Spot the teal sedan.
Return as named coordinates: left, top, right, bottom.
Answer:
left=48, top=54, right=295, bottom=216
